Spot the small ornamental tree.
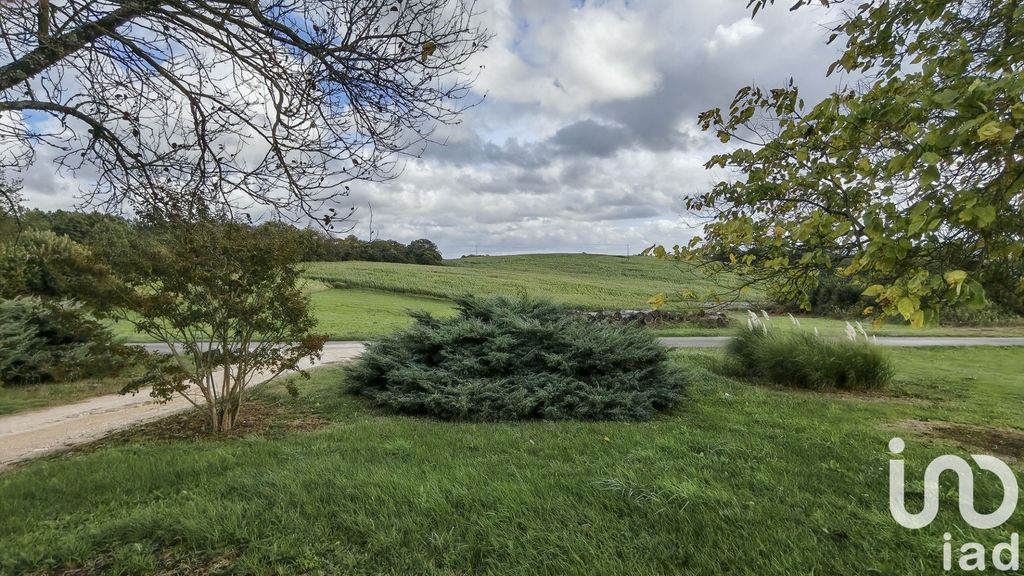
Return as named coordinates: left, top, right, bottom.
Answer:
left=110, top=219, right=326, bottom=432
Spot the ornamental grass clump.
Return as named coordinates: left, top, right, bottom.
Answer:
left=725, top=311, right=894, bottom=391
left=346, top=296, right=685, bottom=421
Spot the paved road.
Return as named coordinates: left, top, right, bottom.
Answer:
left=142, top=336, right=1024, bottom=354
left=657, top=336, right=1024, bottom=348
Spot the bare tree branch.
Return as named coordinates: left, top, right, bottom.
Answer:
left=1, top=0, right=490, bottom=222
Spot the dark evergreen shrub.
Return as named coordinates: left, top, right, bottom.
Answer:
left=0, top=297, right=136, bottom=385
left=346, top=296, right=685, bottom=421
left=807, top=273, right=865, bottom=316
left=725, top=322, right=893, bottom=390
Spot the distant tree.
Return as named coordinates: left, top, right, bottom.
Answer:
left=335, top=235, right=363, bottom=261
left=363, top=239, right=411, bottom=263
left=0, top=229, right=116, bottom=303
left=0, top=176, right=19, bottom=219
left=109, top=219, right=326, bottom=432
left=21, top=210, right=134, bottom=247
left=0, top=0, right=489, bottom=220
left=680, top=0, right=1024, bottom=323
left=407, top=238, right=443, bottom=265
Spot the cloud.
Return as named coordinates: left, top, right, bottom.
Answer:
left=707, top=18, right=765, bottom=52
left=16, top=0, right=844, bottom=257
left=471, top=1, right=661, bottom=114
left=550, top=119, right=634, bottom=157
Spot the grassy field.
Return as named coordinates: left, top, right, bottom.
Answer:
left=655, top=312, right=1024, bottom=338
left=300, top=255, right=1023, bottom=339
left=1, top=346, right=1021, bottom=574
left=301, top=254, right=757, bottom=311
left=307, top=288, right=455, bottom=340
left=100, top=254, right=1022, bottom=342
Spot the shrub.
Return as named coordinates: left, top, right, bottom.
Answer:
left=346, top=296, right=685, bottom=421
left=0, top=229, right=116, bottom=303
left=940, top=302, right=1022, bottom=326
left=0, top=297, right=136, bottom=385
left=724, top=314, right=893, bottom=390
left=807, top=273, right=865, bottom=316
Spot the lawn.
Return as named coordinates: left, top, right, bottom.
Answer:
left=1, top=346, right=1021, bottom=574
left=653, top=312, right=1024, bottom=338
left=307, top=288, right=455, bottom=340
left=0, top=372, right=137, bottom=416
left=106, top=283, right=457, bottom=343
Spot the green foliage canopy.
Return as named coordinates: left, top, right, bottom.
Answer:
left=686, top=0, right=1024, bottom=324
left=0, top=229, right=116, bottom=304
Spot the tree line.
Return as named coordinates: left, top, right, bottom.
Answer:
left=6, top=210, right=444, bottom=266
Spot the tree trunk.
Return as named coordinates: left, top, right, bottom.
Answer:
left=215, top=394, right=242, bottom=432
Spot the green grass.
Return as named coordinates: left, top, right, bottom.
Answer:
left=307, top=288, right=455, bottom=340
left=0, top=372, right=136, bottom=416
left=302, top=254, right=757, bottom=311
left=106, top=284, right=457, bottom=343
left=652, top=312, right=1024, bottom=337
left=2, top=347, right=1022, bottom=574
left=105, top=255, right=1023, bottom=342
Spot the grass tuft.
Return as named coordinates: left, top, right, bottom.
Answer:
left=724, top=315, right=894, bottom=390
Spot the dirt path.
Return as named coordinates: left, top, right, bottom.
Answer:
left=0, top=343, right=365, bottom=470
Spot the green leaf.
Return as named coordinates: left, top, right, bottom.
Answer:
left=919, top=165, right=939, bottom=188
left=974, top=205, right=997, bottom=228
left=910, top=309, right=925, bottom=328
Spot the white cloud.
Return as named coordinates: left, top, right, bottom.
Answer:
left=472, top=1, right=660, bottom=115
left=706, top=18, right=765, bottom=52
left=16, top=0, right=843, bottom=257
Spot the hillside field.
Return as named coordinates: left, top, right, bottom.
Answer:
left=103, top=254, right=1024, bottom=341
left=302, top=253, right=752, bottom=310
left=298, top=255, right=1024, bottom=340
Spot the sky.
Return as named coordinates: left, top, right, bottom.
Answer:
left=18, top=0, right=843, bottom=258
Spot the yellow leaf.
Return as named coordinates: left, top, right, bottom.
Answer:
left=943, top=270, right=967, bottom=285
left=911, top=309, right=925, bottom=328
left=977, top=121, right=1003, bottom=141
left=647, top=292, right=667, bottom=310
left=944, top=270, right=968, bottom=296
left=862, top=284, right=885, bottom=297
left=897, top=297, right=916, bottom=320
